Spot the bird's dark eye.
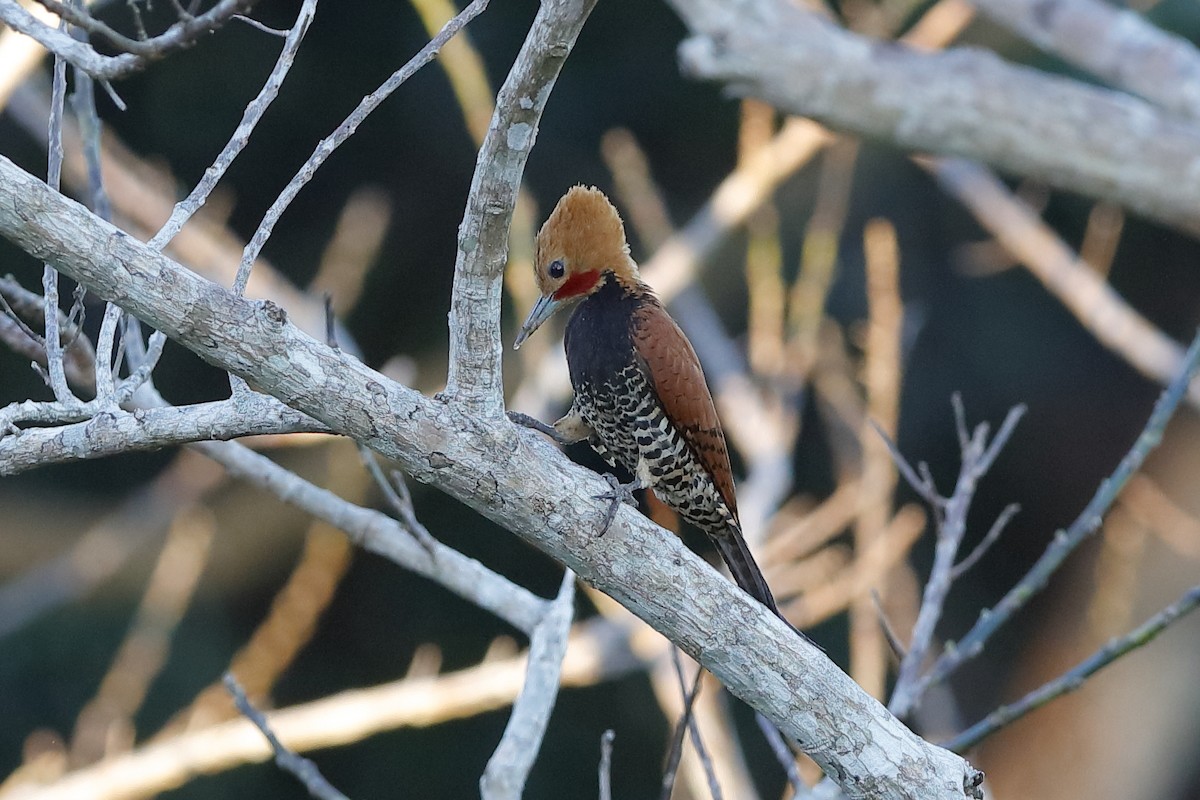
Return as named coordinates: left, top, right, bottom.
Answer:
left=548, top=259, right=565, bottom=279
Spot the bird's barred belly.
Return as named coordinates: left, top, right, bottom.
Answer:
left=577, top=369, right=733, bottom=533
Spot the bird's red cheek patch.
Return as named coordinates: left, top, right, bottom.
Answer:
left=553, top=270, right=601, bottom=300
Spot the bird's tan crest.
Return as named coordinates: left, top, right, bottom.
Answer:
left=533, top=185, right=639, bottom=300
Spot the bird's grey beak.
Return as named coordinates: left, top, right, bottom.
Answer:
left=513, top=294, right=563, bottom=349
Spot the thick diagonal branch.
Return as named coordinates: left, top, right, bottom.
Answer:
left=0, top=152, right=980, bottom=799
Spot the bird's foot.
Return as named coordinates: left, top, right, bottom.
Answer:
left=507, top=411, right=572, bottom=446
left=595, top=474, right=645, bottom=534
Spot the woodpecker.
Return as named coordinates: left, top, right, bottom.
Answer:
left=511, top=185, right=781, bottom=617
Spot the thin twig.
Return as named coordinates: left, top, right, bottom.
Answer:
left=224, top=674, right=351, bottom=800
left=0, top=282, right=48, bottom=347
left=659, top=655, right=709, bottom=800
left=357, top=444, right=440, bottom=554
left=917, top=328, right=1200, bottom=699
left=598, top=729, right=616, bottom=800
left=149, top=0, right=317, bottom=249
left=166, top=0, right=193, bottom=19
left=232, top=0, right=490, bottom=295
left=869, top=418, right=938, bottom=503
left=889, top=402, right=1025, bottom=718
left=68, top=24, right=126, bottom=405
left=120, top=0, right=319, bottom=387
left=67, top=40, right=105, bottom=386
left=951, top=502, right=1020, bottom=580
left=34, top=0, right=256, bottom=60
left=942, top=583, right=1200, bottom=752
left=125, top=0, right=148, bottom=41
left=755, top=712, right=809, bottom=798
left=234, top=13, right=287, bottom=36
left=871, top=588, right=908, bottom=662
left=323, top=294, right=339, bottom=350
left=68, top=47, right=112, bottom=222
left=41, top=26, right=72, bottom=402
left=676, top=651, right=721, bottom=800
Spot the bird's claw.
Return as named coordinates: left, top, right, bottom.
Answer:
left=595, top=474, right=644, bottom=534
left=507, top=411, right=574, bottom=446
left=508, top=410, right=551, bottom=434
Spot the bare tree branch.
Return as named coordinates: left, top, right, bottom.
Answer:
left=888, top=403, right=1026, bottom=718
left=0, top=0, right=141, bottom=80
left=950, top=502, right=1019, bottom=581
left=358, top=446, right=440, bottom=553
left=942, top=583, right=1200, bottom=752
left=148, top=0, right=317, bottom=250
left=756, top=711, right=809, bottom=797
left=915, top=327, right=1200, bottom=699
left=0, top=0, right=998, bottom=789
left=0, top=395, right=329, bottom=475
left=920, top=157, right=1200, bottom=410
left=42, top=28, right=72, bottom=403
left=968, top=0, right=1200, bottom=121
left=225, top=674, right=350, bottom=800
left=33, top=0, right=256, bottom=59
left=444, top=0, right=598, bottom=413
left=665, top=0, right=1200, bottom=237
left=190, top=434, right=548, bottom=635
left=0, top=0, right=258, bottom=80
left=480, top=571, right=575, bottom=799
left=0, top=274, right=97, bottom=394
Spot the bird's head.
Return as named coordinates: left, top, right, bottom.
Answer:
left=513, top=185, right=638, bottom=349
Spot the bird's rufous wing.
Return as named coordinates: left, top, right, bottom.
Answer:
left=630, top=299, right=739, bottom=520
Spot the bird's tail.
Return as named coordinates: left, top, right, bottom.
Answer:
left=712, top=527, right=782, bottom=618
